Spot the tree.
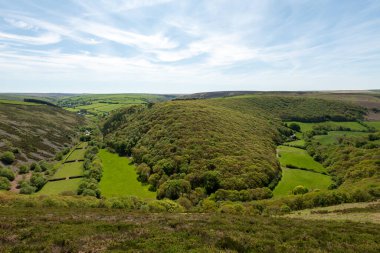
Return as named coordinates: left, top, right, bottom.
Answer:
left=202, top=171, right=220, bottom=194
left=19, top=182, right=36, bottom=194
left=157, top=179, right=191, bottom=200
left=19, top=165, right=30, bottom=174
left=0, top=177, right=11, bottom=190
left=0, top=151, right=15, bottom=165
left=288, top=123, right=301, bottom=132
left=30, top=173, right=47, bottom=190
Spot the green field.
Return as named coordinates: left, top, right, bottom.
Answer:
left=365, top=121, right=380, bottom=130
left=277, top=146, right=327, bottom=173
left=313, top=131, right=369, bottom=145
left=273, top=168, right=332, bottom=197
left=99, top=149, right=156, bottom=198
left=285, top=139, right=306, bottom=148
left=52, top=162, right=83, bottom=179
left=0, top=99, right=40, bottom=105
left=66, top=149, right=86, bottom=161
left=286, top=121, right=368, bottom=132
left=36, top=178, right=82, bottom=195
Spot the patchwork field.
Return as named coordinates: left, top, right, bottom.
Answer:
left=313, top=131, right=370, bottom=145
left=98, top=149, right=155, bottom=199
left=277, top=146, right=327, bottom=173
left=52, top=162, right=83, bottom=179
left=65, top=149, right=86, bottom=162
left=366, top=121, right=380, bottom=130
left=284, top=139, right=305, bottom=148
left=0, top=99, right=40, bottom=105
left=273, top=168, right=332, bottom=197
left=36, top=178, right=82, bottom=195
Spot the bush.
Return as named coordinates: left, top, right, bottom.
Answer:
left=288, top=123, right=301, bottom=132
left=0, top=177, right=11, bottom=190
left=19, top=182, right=36, bottom=194
left=0, top=151, right=15, bottom=164
left=292, top=185, right=309, bottom=195
left=30, top=173, right=47, bottom=190
left=18, top=165, right=30, bottom=174
left=0, top=167, right=15, bottom=181
left=280, top=204, right=291, bottom=213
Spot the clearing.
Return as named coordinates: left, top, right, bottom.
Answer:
left=36, top=178, right=82, bottom=195
left=273, top=168, right=332, bottom=197
left=98, top=149, right=155, bottom=199
left=277, top=145, right=327, bottom=173
left=52, top=162, right=83, bottom=179
left=65, top=149, right=86, bottom=162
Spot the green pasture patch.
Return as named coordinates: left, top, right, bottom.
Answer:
left=273, top=168, right=332, bottom=197
left=77, top=142, right=88, bottom=149
left=285, top=139, right=306, bottom=148
left=0, top=99, right=40, bottom=106
left=52, top=162, right=83, bottom=179
left=37, top=178, right=81, bottom=195
left=313, top=131, right=369, bottom=145
left=99, top=149, right=155, bottom=199
left=66, top=149, right=86, bottom=162
left=286, top=121, right=368, bottom=132
left=277, top=146, right=326, bottom=173
left=365, top=121, right=380, bottom=131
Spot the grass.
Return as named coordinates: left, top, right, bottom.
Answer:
left=287, top=121, right=368, bottom=132
left=52, top=162, right=83, bottom=179
left=277, top=146, right=327, bottom=173
left=98, top=149, right=156, bottom=199
left=365, top=121, right=380, bottom=130
left=0, top=99, right=40, bottom=105
left=0, top=206, right=379, bottom=252
left=313, top=131, right=369, bottom=145
left=285, top=139, right=306, bottom=148
left=36, top=178, right=82, bottom=195
left=66, top=149, right=86, bottom=161
left=273, top=168, right=332, bottom=197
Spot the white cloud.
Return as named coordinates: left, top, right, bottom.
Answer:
left=0, top=32, right=60, bottom=45
left=4, top=17, right=37, bottom=30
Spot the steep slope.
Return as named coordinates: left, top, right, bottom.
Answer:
left=0, top=102, right=84, bottom=164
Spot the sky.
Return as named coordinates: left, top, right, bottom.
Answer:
left=0, top=0, right=379, bottom=93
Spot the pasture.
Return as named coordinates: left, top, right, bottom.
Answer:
left=52, top=162, right=83, bottom=179
left=286, top=121, right=368, bottom=132
left=366, top=121, right=380, bottom=130
left=273, top=168, right=332, bottom=197
left=36, top=178, right=82, bottom=195
left=313, top=131, right=369, bottom=145
left=65, top=149, right=86, bottom=162
left=277, top=146, right=326, bottom=173
left=285, top=139, right=305, bottom=148
left=0, top=99, right=39, bottom=105
left=98, top=149, right=155, bottom=199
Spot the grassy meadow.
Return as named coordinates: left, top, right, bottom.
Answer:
left=273, top=168, right=332, bottom=197
left=65, top=149, right=86, bottom=162
left=313, top=131, right=370, bottom=145
left=99, top=149, right=155, bottom=199
left=36, top=178, right=82, bottom=195
left=52, top=162, right=83, bottom=179
left=365, top=121, right=380, bottom=130
left=277, top=146, right=326, bottom=173
left=286, top=121, right=368, bottom=132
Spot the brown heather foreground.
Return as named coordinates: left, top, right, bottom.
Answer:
left=0, top=196, right=379, bottom=252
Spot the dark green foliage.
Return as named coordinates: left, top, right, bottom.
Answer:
left=157, top=179, right=191, bottom=200
left=19, top=182, right=36, bottom=194
left=18, top=165, right=30, bottom=174
left=288, top=122, right=301, bottom=132
left=0, top=167, right=15, bottom=181
left=30, top=173, right=47, bottom=190
left=77, top=178, right=101, bottom=198
left=0, top=151, right=15, bottom=164
left=0, top=177, right=11, bottom=190
left=213, top=188, right=273, bottom=201
left=292, top=185, right=309, bottom=195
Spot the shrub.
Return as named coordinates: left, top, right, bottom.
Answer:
left=280, top=204, right=291, bottom=213
left=19, top=182, right=36, bottom=194
left=292, top=185, right=309, bottom=195
left=18, top=165, right=30, bottom=174
left=288, top=123, right=301, bottom=132
left=0, top=177, right=11, bottom=190
left=157, top=179, right=191, bottom=200
left=0, top=167, right=15, bottom=181
left=30, top=173, right=47, bottom=190
left=0, top=151, right=15, bottom=164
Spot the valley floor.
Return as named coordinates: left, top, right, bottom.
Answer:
left=0, top=205, right=379, bottom=252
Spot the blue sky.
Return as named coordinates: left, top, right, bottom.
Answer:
left=0, top=0, right=379, bottom=93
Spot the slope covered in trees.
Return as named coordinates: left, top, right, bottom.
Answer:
left=102, top=96, right=366, bottom=202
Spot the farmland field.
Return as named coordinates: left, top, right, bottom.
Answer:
left=52, top=162, right=83, bottom=179
left=313, top=131, right=369, bottom=145
left=366, top=121, right=380, bottom=130
left=98, top=149, right=155, bottom=198
left=36, top=178, right=82, bottom=195
left=286, top=121, right=368, bottom=132
left=0, top=99, right=40, bottom=105
left=277, top=146, right=327, bottom=173
left=285, top=139, right=305, bottom=148
left=66, top=149, right=86, bottom=161
left=273, top=168, right=332, bottom=197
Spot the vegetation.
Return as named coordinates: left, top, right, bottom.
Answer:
left=0, top=177, right=11, bottom=190
left=52, top=162, right=83, bottom=179
left=273, top=168, right=332, bottom=197
left=36, top=178, right=82, bottom=195
left=99, top=149, right=155, bottom=198
left=0, top=151, right=15, bottom=164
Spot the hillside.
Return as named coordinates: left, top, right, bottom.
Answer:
left=0, top=102, right=83, bottom=164
left=102, top=96, right=366, bottom=202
